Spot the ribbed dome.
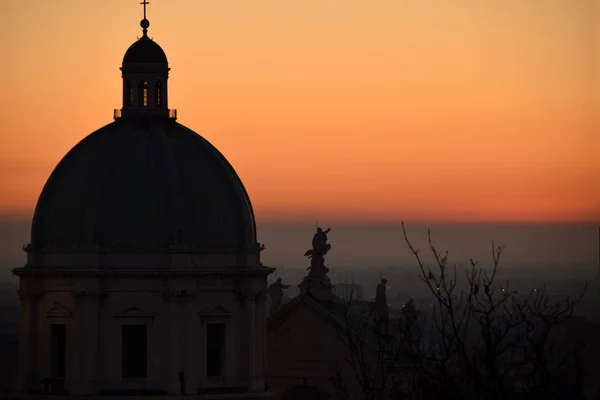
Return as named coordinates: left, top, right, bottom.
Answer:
left=31, top=119, right=257, bottom=248
left=122, top=36, right=168, bottom=64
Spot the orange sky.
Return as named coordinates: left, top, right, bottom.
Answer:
left=0, top=0, right=598, bottom=222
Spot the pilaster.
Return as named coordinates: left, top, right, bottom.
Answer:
left=239, top=290, right=261, bottom=392
left=254, top=291, right=267, bottom=390
left=17, top=290, right=42, bottom=394
left=162, top=290, right=183, bottom=394
left=184, top=292, right=199, bottom=394
left=68, top=290, right=99, bottom=394
left=83, top=292, right=104, bottom=393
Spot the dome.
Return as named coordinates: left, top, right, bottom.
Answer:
left=122, top=35, right=168, bottom=64
left=31, top=119, right=257, bottom=249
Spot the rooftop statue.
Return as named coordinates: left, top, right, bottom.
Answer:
left=268, top=278, right=290, bottom=315
left=304, top=227, right=331, bottom=259
left=303, top=227, right=333, bottom=280
left=374, top=278, right=389, bottom=335
left=401, top=298, right=417, bottom=329
left=298, top=226, right=334, bottom=300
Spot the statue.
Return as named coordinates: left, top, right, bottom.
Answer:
left=306, top=258, right=330, bottom=279
left=374, top=279, right=389, bottom=335
left=401, top=298, right=417, bottom=331
left=298, top=227, right=334, bottom=300
left=304, top=227, right=331, bottom=258
left=268, top=278, right=290, bottom=315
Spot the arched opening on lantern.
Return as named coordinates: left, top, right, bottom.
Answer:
left=138, top=81, right=149, bottom=107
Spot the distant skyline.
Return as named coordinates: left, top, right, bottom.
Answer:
left=1, top=0, right=598, bottom=222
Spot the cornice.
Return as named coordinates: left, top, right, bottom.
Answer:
left=161, top=290, right=196, bottom=302
left=16, top=289, right=44, bottom=300
left=12, top=266, right=275, bottom=278
left=22, top=243, right=266, bottom=255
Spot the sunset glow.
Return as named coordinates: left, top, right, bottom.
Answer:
left=1, top=0, right=598, bottom=222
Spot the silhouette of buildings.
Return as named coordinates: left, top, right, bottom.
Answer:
left=11, top=7, right=273, bottom=398
left=268, top=295, right=362, bottom=398
left=8, top=4, right=600, bottom=400
left=265, top=231, right=410, bottom=399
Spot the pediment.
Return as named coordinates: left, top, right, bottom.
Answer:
left=198, top=305, right=230, bottom=316
left=114, top=306, right=154, bottom=319
left=45, top=302, right=72, bottom=318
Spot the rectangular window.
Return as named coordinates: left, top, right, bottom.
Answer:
left=206, top=323, right=226, bottom=377
left=50, top=324, right=67, bottom=378
left=139, top=81, right=149, bottom=107
left=121, top=324, right=148, bottom=379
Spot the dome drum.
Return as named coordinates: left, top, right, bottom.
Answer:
left=21, top=244, right=264, bottom=271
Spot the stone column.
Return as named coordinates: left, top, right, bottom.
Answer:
left=254, top=292, right=266, bottom=390
left=17, top=290, right=31, bottom=392
left=160, top=292, right=172, bottom=391
left=184, top=294, right=198, bottom=394
left=17, top=290, right=40, bottom=393
left=83, top=293, right=100, bottom=393
left=72, top=291, right=87, bottom=394
left=167, top=292, right=182, bottom=394
left=243, top=292, right=257, bottom=391
left=132, top=78, right=140, bottom=108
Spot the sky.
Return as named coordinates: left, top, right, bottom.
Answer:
left=0, top=0, right=598, bottom=223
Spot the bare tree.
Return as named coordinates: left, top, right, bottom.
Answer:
left=331, top=223, right=592, bottom=400
left=333, top=293, right=384, bottom=400
left=401, top=222, right=589, bottom=400
left=332, top=290, right=425, bottom=400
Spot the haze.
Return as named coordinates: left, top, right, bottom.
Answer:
left=1, top=220, right=598, bottom=277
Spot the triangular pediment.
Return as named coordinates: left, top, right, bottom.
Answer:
left=114, top=306, right=153, bottom=318
left=45, top=303, right=72, bottom=318
left=199, top=304, right=230, bottom=316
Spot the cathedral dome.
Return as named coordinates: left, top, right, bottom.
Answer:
left=31, top=119, right=257, bottom=249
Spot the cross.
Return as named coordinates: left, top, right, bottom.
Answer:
left=140, top=0, right=149, bottom=19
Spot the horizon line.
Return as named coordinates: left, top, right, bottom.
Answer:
left=0, top=215, right=598, bottom=225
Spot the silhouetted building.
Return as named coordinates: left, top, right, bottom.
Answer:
left=12, top=6, right=273, bottom=398
left=267, top=293, right=411, bottom=400
left=267, top=239, right=410, bottom=400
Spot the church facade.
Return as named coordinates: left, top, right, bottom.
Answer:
left=13, top=9, right=273, bottom=399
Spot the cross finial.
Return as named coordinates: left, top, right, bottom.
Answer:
left=140, top=0, right=150, bottom=20
left=139, top=0, right=150, bottom=36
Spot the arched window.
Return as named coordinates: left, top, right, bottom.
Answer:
left=125, top=80, right=132, bottom=107
left=155, top=81, right=162, bottom=107
left=138, top=81, right=148, bottom=107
